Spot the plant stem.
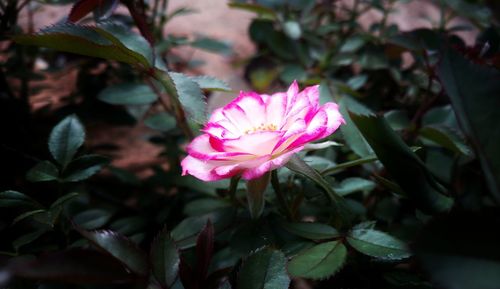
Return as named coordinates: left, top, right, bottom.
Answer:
left=151, top=69, right=194, bottom=140
left=271, top=170, right=293, bottom=221
left=228, top=175, right=241, bottom=205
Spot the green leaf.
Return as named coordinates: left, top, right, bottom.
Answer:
left=73, top=209, right=113, bottom=230
left=384, top=110, right=411, bottom=131
left=339, top=35, right=367, bottom=53
left=49, top=114, right=85, bottom=168
left=0, top=190, right=42, bottom=209
left=50, top=192, right=79, bottom=209
left=191, top=36, right=232, bottom=56
left=283, top=21, right=302, bottom=40
left=144, top=112, right=176, bottom=132
left=171, top=208, right=234, bottom=249
left=334, top=177, right=376, bottom=196
left=420, top=125, right=471, bottom=156
left=280, top=64, right=307, bottom=84
left=288, top=241, right=347, bottom=280
left=281, top=222, right=340, bottom=240
left=350, top=113, right=453, bottom=213
left=62, top=155, right=109, bottom=182
left=286, top=155, right=353, bottom=227
left=184, top=198, right=231, bottom=216
left=13, top=209, right=47, bottom=225
left=189, top=75, right=232, bottom=92
left=228, top=2, right=277, bottom=20
left=170, top=72, right=207, bottom=123
left=26, top=161, right=59, bottom=182
left=79, top=229, right=149, bottom=275
left=237, top=248, right=290, bottom=289
left=347, top=228, right=411, bottom=260
left=13, top=228, right=49, bottom=251
left=437, top=47, right=500, bottom=201
left=414, top=212, right=500, bottom=289
left=339, top=96, right=373, bottom=157
left=14, top=22, right=156, bottom=69
left=98, top=83, right=158, bottom=105
left=151, top=228, right=180, bottom=288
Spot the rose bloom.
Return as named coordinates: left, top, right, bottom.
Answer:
left=181, top=81, right=345, bottom=181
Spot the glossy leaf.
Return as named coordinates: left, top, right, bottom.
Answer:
left=339, top=96, right=373, bottom=157
left=195, top=220, right=214, bottom=281
left=14, top=22, right=157, bottom=69
left=151, top=228, right=180, bottom=288
left=334, top=177, right=376, bottom=196
left=79, top=229, right=149, bottom=275
left=49, top=114, right=85, bottom=168
left=419, top=125, right=471, bottom=156
left=50, top=192, right=79, bottom=209
left=73, top=209, right=113, bottom=230
left=26, top=161, right=59, bottom=182
left=288, top=241, right=347, bottom=280
left=13, top=209, right=47, bottom=225
left=0, top=190, right=42, bottom=209
left=437, top=47, right=500, bottom=201
left=62, top=155, right=109, bottom=182
left=286, top=155, right=353, bottom=226
left=68, top=0, right=100, bottom=22
left=347, top=228, right=411, bottom=260
left=171, top=209, right=234, bottom=249
left=98, top=83, right=158, bottom=105
left=350, top=113, right=453, bottom=213
left=281, top=222, right=340, bottom=240
left=237, top=248, right=290, bottom=289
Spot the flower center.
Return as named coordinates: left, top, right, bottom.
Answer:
left=244, top=123, right=277, bottom=134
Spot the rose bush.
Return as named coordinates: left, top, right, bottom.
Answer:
left=182, top=81, right=344, bottom=181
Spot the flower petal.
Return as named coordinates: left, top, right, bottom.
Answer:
left=181, top=156, right=222, bottom=181
left=316, top=102, right=345, bottom=139
left=241, top=147, right=302, bottom=180
left=187, top=134, right=252, bottom=160
left=223, top=131, right=284, bottom=155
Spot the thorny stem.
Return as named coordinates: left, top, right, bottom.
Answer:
left=151, top=69, right=194, bottom=140
left=271, top=170, right=293, bottom=221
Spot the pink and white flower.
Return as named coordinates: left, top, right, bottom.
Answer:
left=181, top=81, right=345, bottom=181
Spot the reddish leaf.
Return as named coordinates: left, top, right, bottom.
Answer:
left=69, top=0, right=102, bottom=22
left=123, top=0, right=154, bottom=45
left=179, top=257, right=196, bottom=289
left=195, top=220, right=214, bottom=281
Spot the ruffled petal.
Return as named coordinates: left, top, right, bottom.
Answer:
left=223, top=131, right=284, bottom=155
left=265, top=92, right=287, bottom=128
left=187, top=134, right=252, bottom=160
left=316, top=102, right=345, bottom=139
left=241, top=147, right=302, bottom=180
left=181, top=156, right=222, bottom=181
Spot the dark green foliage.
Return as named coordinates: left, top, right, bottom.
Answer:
left=2, top=0, right=499, bottom=289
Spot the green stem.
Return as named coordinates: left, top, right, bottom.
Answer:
left=228, top=175, right=241, bottom=205
left=151, top=69, right=194, bottom=140
left=271, top=170, right=293, bottom=221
